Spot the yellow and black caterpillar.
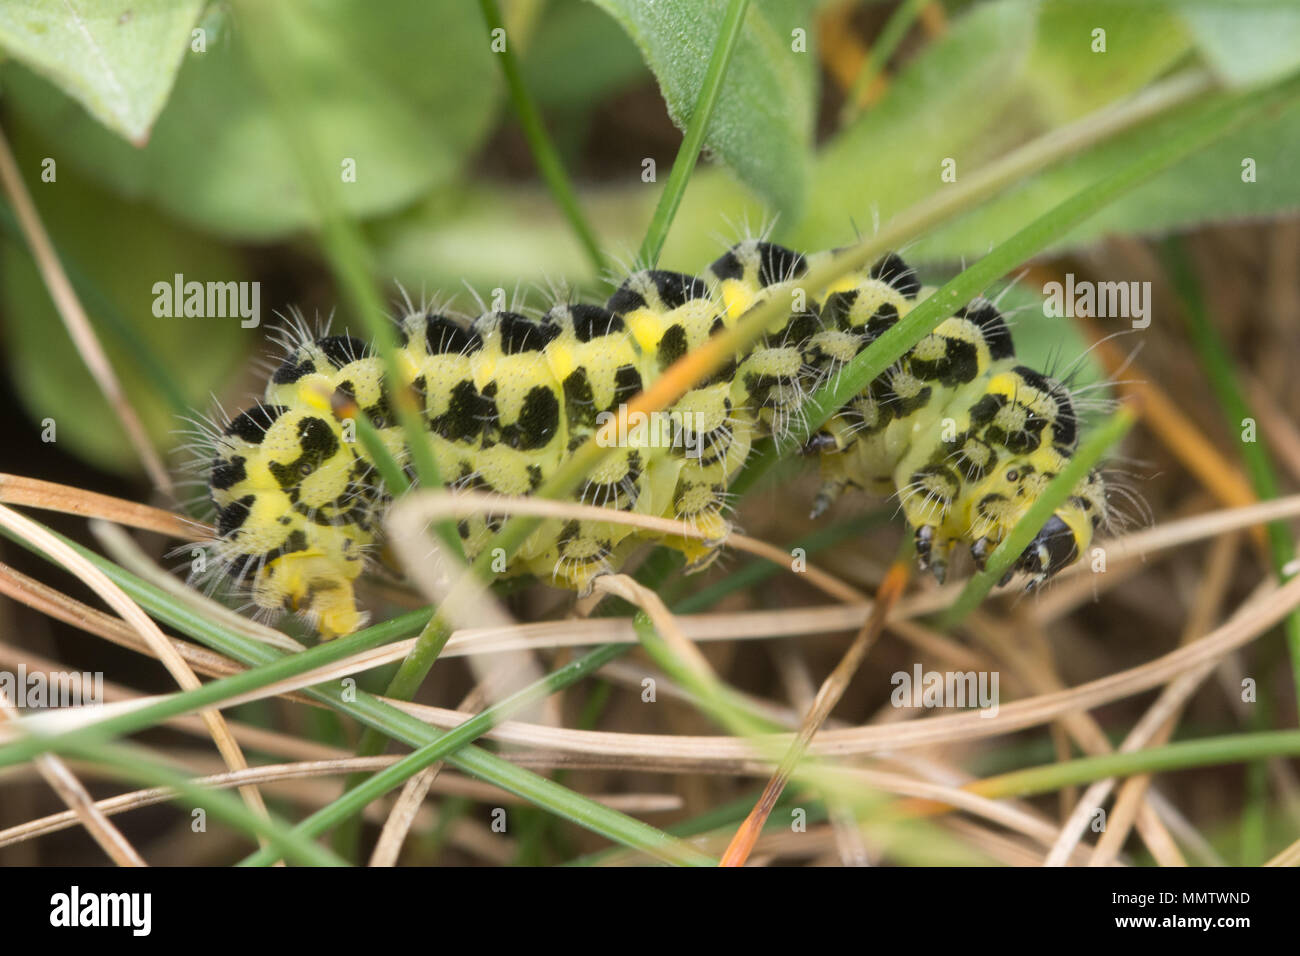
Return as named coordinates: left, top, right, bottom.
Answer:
left=200, top=241, right=1109, bottom=637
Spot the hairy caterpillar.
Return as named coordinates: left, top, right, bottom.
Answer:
left=196, top=240, right=1109, bottom=637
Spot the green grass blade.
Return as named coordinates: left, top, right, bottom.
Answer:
left=1161, top=235, right=1300, bottom=863
left=271, top=505, right=879, bottom=863
left=231, top=0, right=459, bottom=558
left=1161, top=236, right=1300, bottom=676
left=0, top=517, right=711, bottom=865
left=237, top=641, right=629, bottom=866
left=637, top=0, right=752, bottom=266
left=972, top=729, right=1300, bottom=799
left=733, top=73, right=1300, bottom=504
left=478, top=0, right=605, bottom=274
left=51, top=739, right=349, bottom=866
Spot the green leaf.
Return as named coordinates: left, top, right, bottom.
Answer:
left=522, top=0, right=647, bottom=110
left=794, top=0, right=1040, bottom=249
left=789, top=0, right=1300, bottom=264
left=0, top=0, right=501, bottom=239
left=379, top=0, right=1299, bottom=290
left=586, top=0, right=817, bottom=218
left=0, top=135, right=248, bottom=475
left=1180, top=3, right=1300, bottom=88
left=912, top=92, right=1300, bottom=262
left=370, top=173, right=765, bottom=295
left=794, top=0, right=1195, bottom=252
left=0, top=0, right=203, bottom=144
left=1026, top=1, right=1191, bottom=120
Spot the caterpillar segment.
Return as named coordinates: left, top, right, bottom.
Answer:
left=210, top=404, right=378, bottom=637
left=211, top=330, right=423, bottom=636
left=202, top=240, right=1109, bottom=638
left=804, top=251, right=927, bottom=512
left=605, top=266, right=752, bottom=569
left=531, top=302, right=647, bottom=588
left=710, top=241, right=822, bottom=441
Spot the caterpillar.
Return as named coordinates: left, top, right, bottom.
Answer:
left=196, top=240, right=1109, bottom=638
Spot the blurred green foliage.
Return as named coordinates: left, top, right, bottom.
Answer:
left=1, top=0, right=1299, bottom=474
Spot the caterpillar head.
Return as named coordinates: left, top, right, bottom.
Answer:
left=207, top=402, right=374, bottom=639
left=951, top=363, right=1099, bottom=587
left=910, top=356, right=1107, bottom=589
left=964, top=458, right=1108, bottom=590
